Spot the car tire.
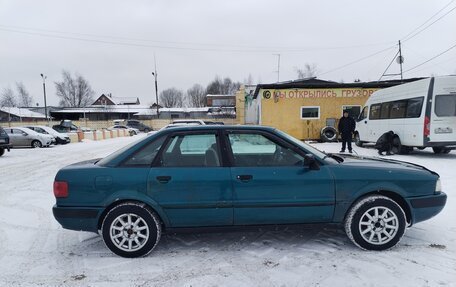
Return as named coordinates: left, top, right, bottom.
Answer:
left=354, top=132, right=363, bottom=147
left=320, top=126, right=337, bottom=142
left=433, top=147, right=451, bottom=154
left=345, top=195, right=406, bottom=251
left=101, top=202, right=161, bottom=258
left=0, top=148, right=4, bottom=157
left=31, top=140, right=42, bottom=148
left=143, top=128, right=151, bottom=133
left=392, top=136, right=409, bottom=154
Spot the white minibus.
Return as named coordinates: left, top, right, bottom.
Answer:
left=355, top=76, right=456, bottom=154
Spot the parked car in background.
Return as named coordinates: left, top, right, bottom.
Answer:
left=108, top=125, right=139, bottom=136
left=53, top=125, right=446, bottom=257
left=5, top=127, right=53, bottom=148
left=172, top=119, right=205, bottom=125
left=53, top=120, right=91, bottom=133
left=125, top=120, right=152, bottom=132
left=25, top=125, right=71, bottom=145
left=0, top=126, right=11, bottom=156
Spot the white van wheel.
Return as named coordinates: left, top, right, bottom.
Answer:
left=354, top=133, right=363, bottom=147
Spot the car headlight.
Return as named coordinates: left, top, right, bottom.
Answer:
left=435, top=178, right=442, bottom=194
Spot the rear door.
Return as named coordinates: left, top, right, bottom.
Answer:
left=226, top=130, right=335, bottom=225
left=147, top=131, right=233, bottom=227
left=430, top=77, right=456, bottom=143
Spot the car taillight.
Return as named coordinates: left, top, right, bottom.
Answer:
left=424, top=116, right=430, bottom=137
left=54, top=181, right=68, bottom=198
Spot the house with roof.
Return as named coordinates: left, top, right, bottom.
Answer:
left=237, top=77, right=424, bottom=141
left=92, top=93, right=140, bottom=106
left=0, top=107, right=47, bottom=122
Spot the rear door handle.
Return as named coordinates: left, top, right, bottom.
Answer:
left=156, top=176, right=171, bottom=184
left=236, top=175, right=253, bottom=182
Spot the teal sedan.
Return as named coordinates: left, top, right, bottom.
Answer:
left=52, top=126, right=446, bottom=257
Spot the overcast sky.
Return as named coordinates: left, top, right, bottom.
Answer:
left=1, top=0, right=455, bottom=106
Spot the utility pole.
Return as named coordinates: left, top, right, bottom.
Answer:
left=152, top=54, right=159, bottom=118
left=398, top=40, right=403, bottom=80
left=378, top=40, right=404, bottom=81
left=40, top=74, right=48, bottom=123
left=273, top=54, right=281, bottom=82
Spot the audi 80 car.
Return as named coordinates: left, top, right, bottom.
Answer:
left=52, top=125, right=446, bottom=257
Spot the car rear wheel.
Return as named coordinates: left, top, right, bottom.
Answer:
left=0, top=148, right=4, bottom=156
left=101, top=202, right=161, bottom=258
left=345, top=195, right=406, bottom=251
left=143, top=128, right=151, bottom=133
left=31, top=140, right=42, bottom=148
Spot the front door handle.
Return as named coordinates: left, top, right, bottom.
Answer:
left=236, top=175, right=253, bottom=182
left=156, top=176, right=171, bottom=184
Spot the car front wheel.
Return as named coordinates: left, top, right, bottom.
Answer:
left=345, top=195, right=406, bottom=251
left=102, top=202, right=161, bottom=258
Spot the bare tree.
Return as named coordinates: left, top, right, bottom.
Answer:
left=296, top=63, right=319, bottom=79
left=55, top=70, right=95, bottom=107
left=187, top=84, right=206, bottom=107
left=206, top=76, right=241, bottom=95
left=0, top=87, right=17, bottom=107
left=244, top=74, right=254, bottom=85
left=16, top=82, right=33, bottom=107
left=160, top=88, right=183, bottom=108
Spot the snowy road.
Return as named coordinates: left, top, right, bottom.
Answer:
left=0, top=136, right=455, bottom=286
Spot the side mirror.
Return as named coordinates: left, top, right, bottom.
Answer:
left=303, top=154, right=320, bottom=170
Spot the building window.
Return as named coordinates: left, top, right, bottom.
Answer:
left=342, top=105, right=361, bottom=118
left=301, top=106, right=320, bottom=119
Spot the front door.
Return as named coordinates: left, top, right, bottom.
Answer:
left=148, top=132, right=233, bottom=227
left=226, top=131, right=335, bottom=225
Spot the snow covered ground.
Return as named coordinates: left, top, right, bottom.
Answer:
left=0, top=136, right=455, bottom=287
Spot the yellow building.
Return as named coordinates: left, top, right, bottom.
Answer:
left=240, top=78, right=420, bottom=141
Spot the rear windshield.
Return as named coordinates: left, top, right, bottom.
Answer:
left=435, top=94, right=456, bottom=117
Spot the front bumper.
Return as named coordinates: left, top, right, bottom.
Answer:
left=53, top=205, right=103, bottom=233
left=407, top=192, right=447, bottom=225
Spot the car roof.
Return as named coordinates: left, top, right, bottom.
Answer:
left=160, top=125, right=276, bottom=133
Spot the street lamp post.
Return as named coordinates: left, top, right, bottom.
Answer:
left=40, top=73, right=48, bottom=123
left=152, top=71, right=159, bottom=118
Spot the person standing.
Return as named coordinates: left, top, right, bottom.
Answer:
left=338, top=111, right=356, bottom=153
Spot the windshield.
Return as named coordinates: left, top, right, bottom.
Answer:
left=275, top=129, right=329, bottom=159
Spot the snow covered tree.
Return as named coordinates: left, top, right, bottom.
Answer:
left=16, top=82, right=33, bottom=107
left=0, top=87, right=17, bottom=107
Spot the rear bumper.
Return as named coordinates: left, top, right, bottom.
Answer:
left=407, top=192, right=447, bottom=225
left=53, top=205, right=103, bottom=233
left=424, top=141, right=456, bottom=148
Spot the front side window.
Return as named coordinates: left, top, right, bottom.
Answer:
left=301, top=106, right=320, bottom=119
left=228, top=133, right=304, bottom=167
left=435, top=94, right=456, bottom=117
left=160, top=133, right=220, bottom=167
left=358, top=106, right=368, bottom=121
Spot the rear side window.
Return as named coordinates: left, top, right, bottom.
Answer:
left=406, top=97, right=424, bottom=118
left=122, top=136, right=166, bottom=166
left=380, top=103, right=391, bottom=119
left=160, top=133, right=221, bottom=167
left=435, top=94, right=456, bottom=117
